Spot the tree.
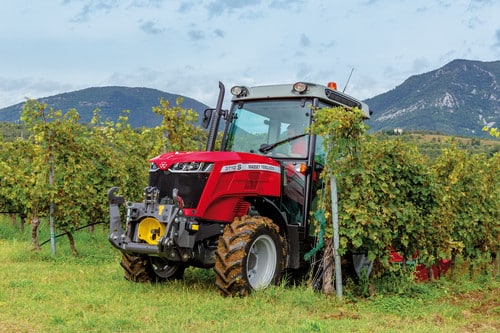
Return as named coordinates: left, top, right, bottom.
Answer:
left=147, top=97, right=206, bottom=153
left=20, top=100, right=97, bottom=253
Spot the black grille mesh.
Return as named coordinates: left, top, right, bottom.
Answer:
left=149, top=171, right=209, bottom=208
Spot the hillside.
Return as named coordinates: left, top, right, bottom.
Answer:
left=364, top=59, right=500, bottom=138
left=0, top=86, right=209, bottom=128
left=1, top=59, right=499, bottom=137
left=373, top=131, right=500, bottom=159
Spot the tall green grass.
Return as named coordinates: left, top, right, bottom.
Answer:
left=1, top=217, right=498, bottom=332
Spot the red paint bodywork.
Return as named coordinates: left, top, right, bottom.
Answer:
left=150, top=151, right=282, bottom=222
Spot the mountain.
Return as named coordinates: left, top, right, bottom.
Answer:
left=1, top=59, right=499, bottom=137
left=364, top=59, right=500, bottom=137
left=0, top=86, right=210, bottom=128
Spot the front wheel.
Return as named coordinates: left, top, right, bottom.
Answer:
left=214, top=215, right=285, bottom=296
left=120, top=254, right=185, bottom=282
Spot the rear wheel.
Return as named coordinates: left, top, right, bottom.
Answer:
left=120, top=254, right=185, bottom=282
left=214, top=215, right=285, bottom=296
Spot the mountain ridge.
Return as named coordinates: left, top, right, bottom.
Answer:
left=0, top=86, right=209, bottom=128
left=364, top=59, right=500, bottom=137
left=1, top=59, right=499, bottom=137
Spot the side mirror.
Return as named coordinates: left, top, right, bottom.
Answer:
left=314, top=162, right=324, bottom=173
left=202, top=109, right=214, bottom=129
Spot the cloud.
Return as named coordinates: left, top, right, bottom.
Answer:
left=0, top=76, right=74, bottom=107
left=494, top=29, right=500, bottom=48
left=436, top=0, right=452, bottom=9
left=202, top=0, right=305, bottom=19
left=295, top=62, right=312, bottom=80
left=178, top=1, right=196, bottom=13
left=467, top=0, right=496, bottom=12
left=269, top=0, right=304, bottom=9
left=363, top=0, right=381, bottom=5
left=66, top=0, right=120, bottom=22
left=412, top=57, right=431, bottom=73
left=106, top=67, right=164, bottom=86
left=139, top=20, right=163, bottom=35
left=470, top=0, right=494, bottom=6
left=466, top=16, right=482, bottom=29
left=299, top=34, right=311, bottom=48
left=415, top=6, right=428, bottom=13
left=188, top=29, right=205, bottom=41
left=0, top=77, right=73, bottom=94
left=205, top=0, right=262, bottom=17
left=214, top=29, right=225, bottom=38
left=129, top=0, right=163, bottom=8
left=65, top=0, right=163, bottom=22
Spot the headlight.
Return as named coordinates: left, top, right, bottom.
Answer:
left=292, top=82, right=308, bottom=93
left=231, top=86, right=249, bottom=97
left=169, top=162, right=214, bottom=173
left=149, top=162, right=159, bottom=172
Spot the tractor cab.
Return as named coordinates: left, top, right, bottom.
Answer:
left=205, top=82, right=370, bottom=229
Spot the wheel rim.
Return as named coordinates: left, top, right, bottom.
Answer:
left=246, top=234, right=277, bottom=290
left=150, top=257, right=179, bottom=279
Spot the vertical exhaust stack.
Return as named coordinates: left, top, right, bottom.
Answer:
left=206, top=81, right=225, bottom=151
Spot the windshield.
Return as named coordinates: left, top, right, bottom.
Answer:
left=224, top=99, right=311, bottom=158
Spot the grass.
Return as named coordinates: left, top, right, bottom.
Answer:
left=1, top=218, right=499, bottom=332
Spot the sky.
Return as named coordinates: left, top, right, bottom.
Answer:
left=0, top=0, right=499, bottom=110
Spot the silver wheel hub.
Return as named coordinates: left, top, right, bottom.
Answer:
left=246, top=234, right=277, bottom=290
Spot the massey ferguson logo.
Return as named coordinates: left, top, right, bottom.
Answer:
left=221, top=163, right=281, bottom=174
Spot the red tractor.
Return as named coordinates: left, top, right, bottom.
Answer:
left=108, top=81, right=370, bottom=296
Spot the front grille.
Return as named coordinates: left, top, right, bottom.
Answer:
left=149, top=170, right=209, bottom=208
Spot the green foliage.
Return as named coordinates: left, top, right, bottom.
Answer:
left=311, top=105, right=499, bottom=276
left=374, top=131, right=500, bottom=160
left=1, top=96, right=497, bottom=277
left=483, top=126, right=500, bottom=138
left=0, top=98, right=204, bottom=253
left=0, top=122, right=27, bottom=141
left=147, top=97, right=206, bottom=153
left=18, top=100, right=113, bottom=232
left=311, top=106, right=367, bottom=175
left=0, top=139, right=37, bottom=216
left=432, top=148, right=499, bottom=266
left=342, top=139, right=440, bottom=266
left=89, top=109, right=151, bottom=203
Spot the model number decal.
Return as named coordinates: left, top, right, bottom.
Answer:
left=220, top=163, right=281, bottom=174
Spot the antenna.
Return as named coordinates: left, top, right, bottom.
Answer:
left=342, top=68, right=354, bottom=93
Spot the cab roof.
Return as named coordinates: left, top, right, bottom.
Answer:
left=230, top=82, right=371, bottom=118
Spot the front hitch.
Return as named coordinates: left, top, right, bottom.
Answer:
left=108, top=187, right=126, bottom=250
left=107, top=185, right=197, bottom=260
left=108, top=186, right=125, bottom=205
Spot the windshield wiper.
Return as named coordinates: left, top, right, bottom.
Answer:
left=258, top=133, right=307, bottom=154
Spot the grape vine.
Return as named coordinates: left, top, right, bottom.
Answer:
left=312, top=106, right=499, bottom=279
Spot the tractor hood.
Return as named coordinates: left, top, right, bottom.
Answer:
left=148, top=151, right=282, bottom=221
left=150, top=151, right=281, bottom=171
